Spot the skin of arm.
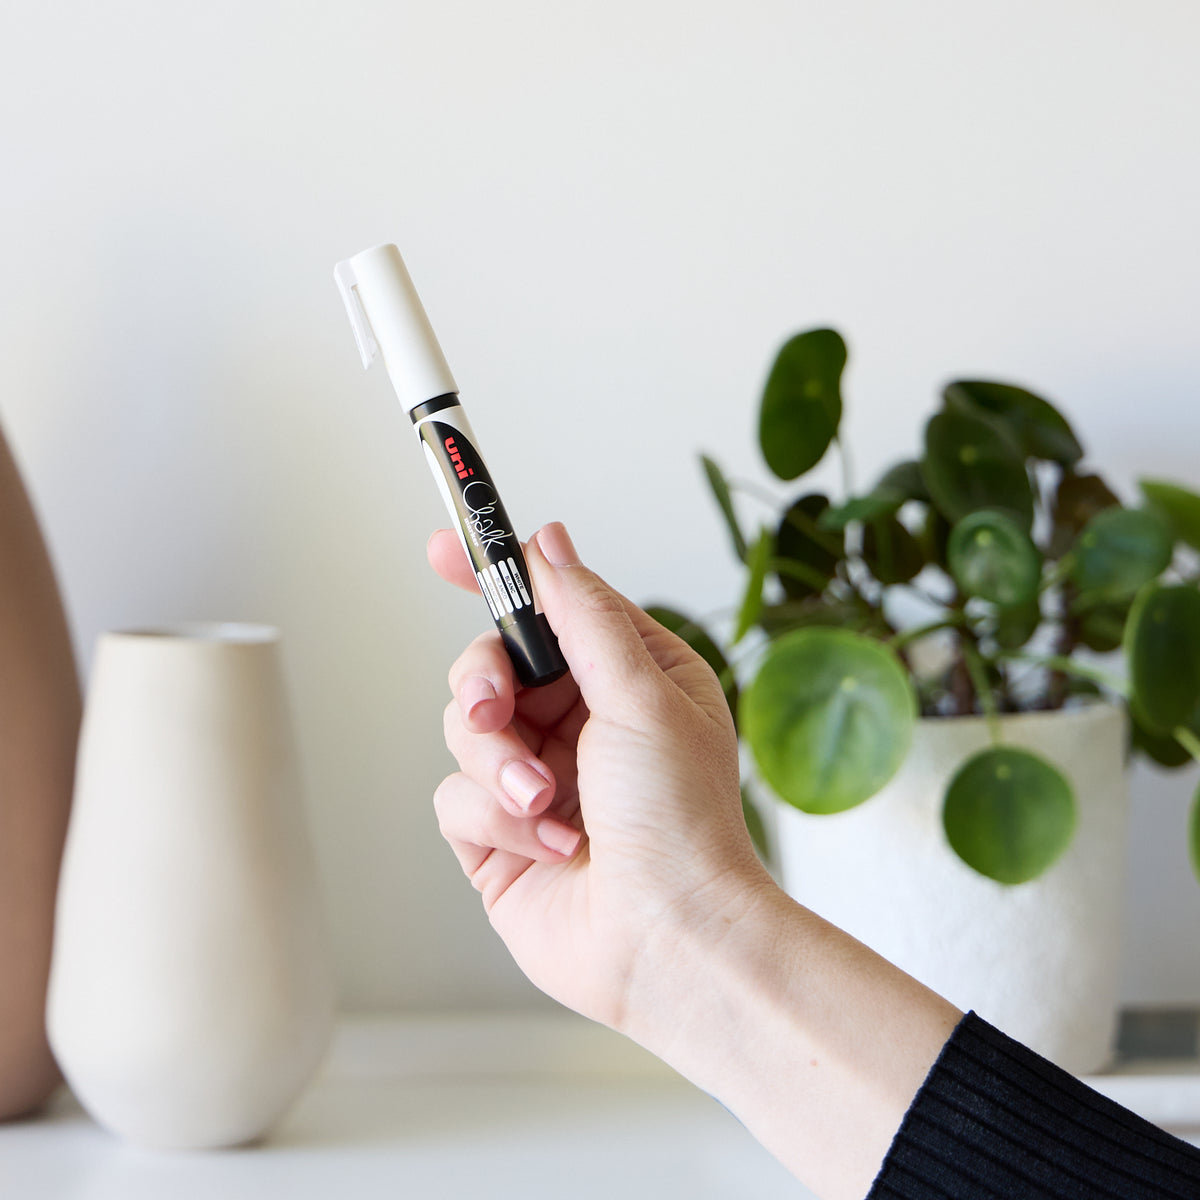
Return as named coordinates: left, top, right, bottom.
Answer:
left=430, top=522, right=961, bottom=1200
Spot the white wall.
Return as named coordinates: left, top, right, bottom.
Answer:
left=2, top=1, right=1198, bottom=1010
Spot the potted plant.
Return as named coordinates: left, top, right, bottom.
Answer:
left=649, top=328, right=1200, bottom=1073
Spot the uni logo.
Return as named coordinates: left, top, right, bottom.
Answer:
left=444, top=435, right=473, bottom=480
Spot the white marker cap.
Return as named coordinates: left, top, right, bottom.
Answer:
left=334, top=243, right=458, bottom=412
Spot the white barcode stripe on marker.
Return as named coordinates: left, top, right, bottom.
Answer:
left=477, top=571, right=502, bottom=619
left=487, top=570, right=509, bottom=615
left=498, top=560, right=526, bottom=609
left=508, top=558, right=533, bottom=606
left=489, top=565, right=514, bottom=613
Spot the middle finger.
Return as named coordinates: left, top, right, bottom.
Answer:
left=443, top=699, right=557, bottom=817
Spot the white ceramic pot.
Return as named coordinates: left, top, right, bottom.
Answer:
left=774, top=701, right=1127, bottom=1075
left=47, top=625, right=336, bottom=1149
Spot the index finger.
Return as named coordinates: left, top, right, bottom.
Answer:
left=427, top=527, right=479, bottom=593
left=429, top=527, right=583, bottom=732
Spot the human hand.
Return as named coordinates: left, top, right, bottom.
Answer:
left=430, top=521, right=962, bottom=1199
left=429, top=521, right=772, bottom=1036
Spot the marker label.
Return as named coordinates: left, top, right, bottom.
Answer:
left=417, top=409, right=536, bottom=630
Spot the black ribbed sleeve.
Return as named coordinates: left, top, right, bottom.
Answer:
left=867, top=1011, right=1200, bottom=1199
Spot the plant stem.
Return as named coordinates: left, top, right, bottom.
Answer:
left=946, top=639, right=974, bottom=716
left=730, top=477, right=847, bottom=557
left=962, top=642, right=1001, bottom=740
left=896, top=582, right=954, bottom=611
left=728, top=477, right=784, bottom=511
left=777, top=504, right=846, bottom=558
left=937, top=591, right=976, bottom=717
left=888, top=614, right=968, bottom=652
left=837, top=435, right=855, bottom=499
left=770, top=557, right=835, bottom=593
left=1038, top=554, right=1075, bottom=595
left=1047, top=581, right=1082, bottom=709
left=1173, top=726, right=1200, bottom=766
left=998, top=652, right=1128, bottom=697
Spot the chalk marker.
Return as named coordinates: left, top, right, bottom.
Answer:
left=334, top=243, right=568, bottom=688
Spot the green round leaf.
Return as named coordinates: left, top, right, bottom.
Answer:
left=916, top=506, right=952, bottom=569
left=943, top=380, right=1084, bottom=466
left=1131, top=711, right=1194, bottom=769
left=1050, top=471, right=1121, bottom=557
left=776, top=494, right=842, bottom=600
left=1140, top=479, right=1200, bottom=553
left=1077, top=602, right=1130, bottom=653
left=992, top=600, right=1043, bottom=651
left=874, top=460, right=931, bottom=504
left=948, top=510, right=1042, bottom=606
left=863, top=516, right=924, bottom=585
left=741, top=628, right=916, bottom=815
left=1065, top=677, right=1104, bottom=703
left=922, top=410, right=1035, bottom=530
left=759, top=329, right=847, bottom=481
left=646, top=605, right=739, bottom=721
left=942, top=746, right=1076, bottom=884
left=1071, top=507, right=1174, bottom=601
left=1125, top=584, right=1200, bottom=735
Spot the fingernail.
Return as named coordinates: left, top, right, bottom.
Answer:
left=461, top=675, right=498, bottom=721
left=537, top=819, right=581, bottom=857
left=535, top=522, right=580, bottom=567
left=499, top=760, right=551, bottom=811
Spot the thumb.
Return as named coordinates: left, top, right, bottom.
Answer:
left=527, top=523, right=673, bottom=724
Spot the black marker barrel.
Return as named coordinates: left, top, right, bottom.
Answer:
left=412, top=399, right=567, bottom=687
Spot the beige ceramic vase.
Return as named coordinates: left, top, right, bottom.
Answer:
left=47, top=625, right=335, bottom=1148
left=0, top=426, right=80, bottom=1120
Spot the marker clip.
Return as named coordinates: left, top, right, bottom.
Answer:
left=333, top=260, right=379, bottom=370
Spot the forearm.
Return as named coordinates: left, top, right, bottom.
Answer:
left=622, top=877, right=961, bottom=1200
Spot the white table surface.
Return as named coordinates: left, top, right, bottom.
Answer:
left=1, top=1014, right=810, bottom=1199
left=7, top=1012, right=1200, bottom=1200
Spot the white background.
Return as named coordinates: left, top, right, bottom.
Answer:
left=1, top=1, right=1198, bottom=1011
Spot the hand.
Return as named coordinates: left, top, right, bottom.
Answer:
left=430, top=521, right=960, bottom=1200
left=429, top=521, right=771, bottom=1035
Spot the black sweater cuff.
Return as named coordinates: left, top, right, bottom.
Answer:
left=867, top=1010, right=1200, bottom=1199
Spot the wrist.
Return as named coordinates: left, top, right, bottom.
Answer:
left=617, top=872, right=961, bottom=1200
left=613, top=861, right=782, bottom=1066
